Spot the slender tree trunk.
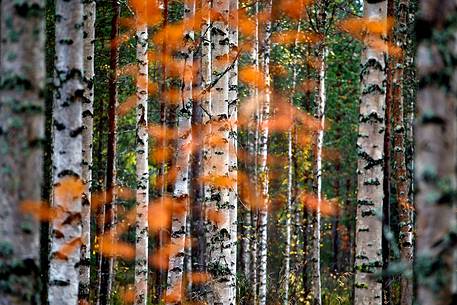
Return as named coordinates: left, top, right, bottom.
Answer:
left=257, top=2, right=272, bottom=305
left=48, top=1, right=84, bottom=304
left=354, top=1, right=387, bottom=305
left=99, top=1, right=120, bottom=304
left=284, top=14, right=303, bottom=305
left=310, top=45, right=327, bottom=305
left=415, top=2, right=457, bottom=305
left=249, top=2, right=260, bottom=301
left=228, top=1, right=239, bottom=302
left=383, top=2, right=393, bottom=302
left=134, top=3, right=149, bottom=304
left=205, top=0, right=235, bottom=303
left=0, top=1, right=45, bottom=303
left=190, top=1, right=207, bottom=300
left=79, top=1, right=96, bottom=303
left=165, top=1, right=195, bottom=303
left=158, top=1, right=169, bottom=297
left=390, top=2, right=414, bottom=305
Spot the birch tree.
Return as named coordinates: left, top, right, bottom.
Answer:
left=257, top=1, right=272, bottom=304
left=248, top=2, right=260, bottom=301
left=134, top=1, right=149, bottom=303
left=48, top=0, right=84, bottom=304
left=0, top=1, right=45, bottom=303
left=79, top=1, right=96, bottom=303
left=205, top=0, right=236, bottom=303
left=354, top=1, right=387, bottom=304
left=166, top=1, right=195, bottom=303
left=309, top=2, right=328, bottom=304
left=415, top=1, right=457, bottom=304
left=228, top=0, right=239, bottom=300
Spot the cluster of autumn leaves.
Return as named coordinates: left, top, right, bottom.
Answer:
left=20, top=0, right=400, bottom=302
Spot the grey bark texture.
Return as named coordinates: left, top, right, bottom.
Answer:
left=134, top=6, right=149, bottom=304
left=48, top=0, right=84, bottom=304
left=415, top=1, right=457, bottom=305
left=354, top=1, right=387, bottom=305
left=204, top=0, right=236, bottom=303
left=79, top=1, right=96, bottom=303
left=257, top=1, right=272, bottom=305
left=0, top=1, right=45, bottom=304
left=166, top=1, right=195, bottom=303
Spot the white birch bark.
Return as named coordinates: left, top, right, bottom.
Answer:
left=228, top=0, right=239, bottom=301
left=248, top=3, right=260, bottom=300
left=134, top=7, right=149, bottom=305
left=205, top=0, right=235, bottom=304
left=79, top=1, right=96, bottom=303
left=354, top=1, right=387, bottom=304
left=165, top=1, right=195, bottom=303
left=258, top=2, right=272, bottom=304
left=48, top=1, right=84, bottom=304
left=0, top=1, right=45, bottom=303
left=310, top=46, right=327, bottom=305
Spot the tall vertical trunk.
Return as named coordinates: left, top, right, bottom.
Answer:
left=0, top=1, right=45, bottom=304
left=310, top=45, right=327, bottom=305
left=79, top=1, right=96, bottom=304
left=158, top=1, right=169, bottom=297
left=390, top=2, right=414, bottom=305
left=99, top=1, right=120, bottom=304
left=166, top=1, right=195, bottom=303
left=134, top=3, right=149, bottom=304
left=205, top=0, right=235, bottom=303
left=190, top=1, right=207, bottom=299
left=383, top=2, right=393, bottom=303
left=415, top=2, right=457, bottom=305
left=249, top=2, right=260, bottom=301
left=48, top=1, right=84, bottom=304
left=257, top=2, right=272, bottom=305
left=354, top=1, right=387, bottom=305
left=228, top=0, right=239, bottom=301
left=284, top=15, right=303, bottom=305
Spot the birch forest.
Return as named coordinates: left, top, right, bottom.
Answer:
left=2, top=0, right=457, bottom=304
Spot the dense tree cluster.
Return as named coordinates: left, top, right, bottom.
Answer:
left=1, top=1, right=456, bottom=305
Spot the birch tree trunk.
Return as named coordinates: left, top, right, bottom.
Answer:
left=79, top=1, right=96, bottom=303
left=354, top=1, right=387, bottom=304
left=0, top=1, right=45, bottom=303
left=258, top=2, right=272, bottom=304
left=134, top=3, right=149, bottom=303
left=310, top=45, right=327, bottom=305
left=249, top=2, right=260, bottom=301
left=415, top=1, right=457, bottom=305
left=166, top=1, right=195, bottom=303
left=48, top=1, right=84, bottom=304
left=99, top=1, right=120, bottom=303
left=228, top=1, right=239, bottom=301
left=391, top=1, right=413, bottom=304
left=205, top=0, right=235, bottom=303
left=283, top=14, right=303, bottom=305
